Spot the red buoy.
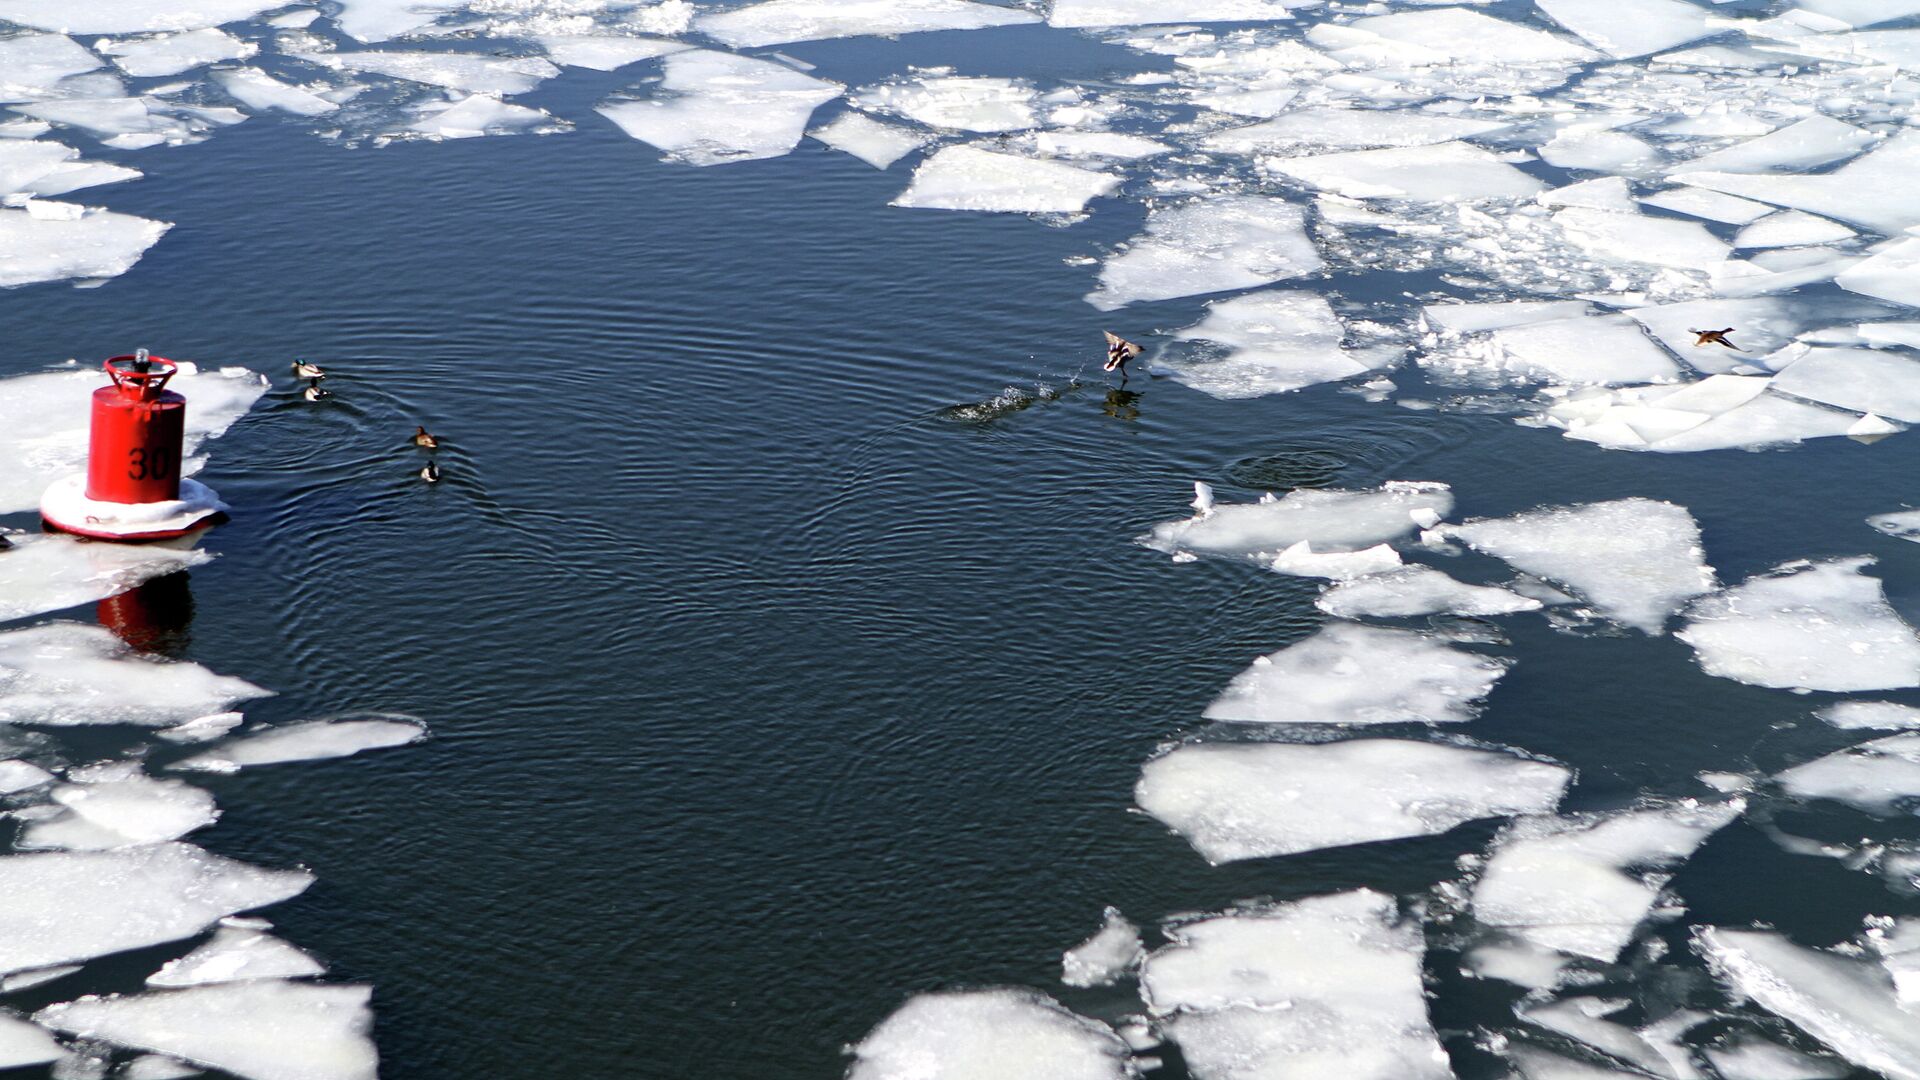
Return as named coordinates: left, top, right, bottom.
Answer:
left=40, top=351, right=228, bottom=542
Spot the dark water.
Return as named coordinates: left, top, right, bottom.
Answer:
left=2, top=18, right=1917, bottom=1080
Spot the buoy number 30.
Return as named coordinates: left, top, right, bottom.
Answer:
left=128, top=446, right=176, bottom=481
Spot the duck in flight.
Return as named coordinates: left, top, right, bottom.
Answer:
left=292, top=360, right=326, bottom=379
left=1689, top=327, right=1739, bottom=350
left=411, top=426, right=439, bottom=449
left=1104, top=331, right=1142, bottom=382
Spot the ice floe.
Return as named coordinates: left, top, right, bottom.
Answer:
left=1675, top=129, right=1920, bottom=237
left=1142, top=481, right=1451, bottom=562
left=407, top=94, right=554, bottom=140
left=0, top=0, right=286, bottom=33
left=1534, top=379, right=1866, bottom=453
left=0, top=533, right=207, bottom=623
left=1535, top=0, right=1713, bottom=58
left=18, top=764, right=218, bottom=851
left=292, top=50, right=558, bottom=97
left=1639, top=187, right=1771, bottom=226
left=0, top=622, right=271, bottom=727
left=1317, top=8, right=1596, bottom=66
left=171, top=714, right=426, bottom=772
left=1868, top=507, right=1920, bottom=542
left=0, top=843, right=310, bottom=975
left=1201, top=108, right=1508, bottom=156
left=207, top=68, right=339, bottom=118
left=1159, top=291, right=1387, bottom=399
left=38, top=981, right=377, bottom=1080
left=1472, top=800, right=1742, bottom=962
left=1775, top=732, right=1920, bottom=816
left=696, top=0, right=1038, bottom=49
left=1540, top=128, right=1662, bottom=177
left=1818, top=701, right=1920, bottom=730
left=0, top=141, right=139, bottom=204
left=1061, top=908, right=1142, bottom=988
left=0, top=202, right=170, bottom=288
left=122, top=1054, right=206, bottom=1080
left=0, top=758, right=53, bottom=793
left=808, top=111, right=928, bottom=169
left=848, top=988, right=1130, bottom=1080
left=1202, top=623, right=1508, bottom=725
left=1673, top=116, right=1878, bottom=175
left=1552, top=207, right=1729, bottom=273
left=1732, top=211, right=1854, bottom=250
left=1136, top=739, right=1569, bottom=862
left=149, top=927, right=324, bottom=987
left=1047, top=0, right=1293, bottom=28
left=1315, top=566, right=1542, bottom=619
left=1267, top=141, right=1546, bottom=203
left=1702, top=1034, right=1847, bottom=1080
left=1439, top=499, right=1714, bottom=634
left=0, top=33, right=103, bottom=99
left=1085, top=196, right=1321, bottom=310
left=1515, top=998, right=1683, bottom=1078
left=1678, top=557, right=1920, bottom=692
left=534, top=34, right=685, bottom=72
left=1481, top=313, right=1686, bottom=386
left=597, top=50, right=840, bottom=166
left=98, top=30, right=255, bottom=78
left=894, top=146, right=1117, bottom=214
left=1768, top=346, right=1920, bottom=421
left=1143, top=890, right=1449, bottom=1080
left=1836, top=236, right=1920, bottom=308
left=0, top=1012, right=62, bottom=1069
left=855, top=73, right=1037, bottom=134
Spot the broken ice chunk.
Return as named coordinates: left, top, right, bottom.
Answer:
left=121, top=1055, right=205, bottom=1080
left=1061, top=908, right=1142, bottom=987
left=0, top=203, right=170, bottom=288
left=893, top=146, right=1117, bottom=214
left=1621, top=297, right=1808, bottom=365
left=171, top=714, right=426, bottom=772
left=1316, top=566, right=1543, bottom=619
left=1085, top=195, right=1321, bottom=310
left=18, top=766, right=218, bottom=851
left=407, top=95, right=554, bottom=140
left=854, top=74, right=1037, bottom=134
left=1048, top=0, right=1293, bottom=28
left=1160, top=291, right=1383, bottom=399
left=1680, top=557, right=1920, bottom=692
left=1674, top=128, right=1920, bottom=236
left=1136, top=739, right=1569, bottom=862
left=1539, top=177, right=1637, bottom=212
left=1775, top=732, right=1920, bottom=815
left=1268, top=540, right=1401, bottom=580
left=156, top=712, right=244, bottom=744
left=808, top=112, right=928, bottom=169
left=1515, top=999, right=1676, bottom=1078
left=1551, top=207, right=1730, bottom=273
left=1325, top=8, right=1597, bottom=65
left=0, top=534, right=207, bottom=623
left=0, top=843, right=311, bottom=975
left=0, top=0, right=286, bottom=33
left=1733, top=212, right=1854, bottom=250
left=1473, top=800, right=1742, bottom=962
left=148, top=927, right=324, bottom=987
left=696, top=0, right=1038, bottom=49
left=1424, top=299, right=1592, bottom=333
left=1142, top=481, right=1452, bottom=561
left=1818, top=701, right=1920, bottom=730
left=1267, top=141, right=1547, bottom=202
left=1672, top=116, right=1878, bottom=175
left=0, top=1012, right=63, bottom=1070
left=1200, top=108, right=1508, bottom=156
left=1535, top=0, right=1713, bottom=58
left=1439, top=499, right=1714, bottom=634
left=1203, top=622, right=1508, bottom=725
left=1489, top=314, right=1685, bottom=386
left=597, top=51, right=840, bottom=166
left=1702, top=1033, right=1847, bottom=1080
left=291, top=50, right=559, bottom=96
left=0, top=33, right=103, bottom=98
left=534, top=35, right=686, bottom=72
left=1769, top=346, right=1920, bottom=421
left=209, top=69, right=339, bottom=117
left=1836, top=236, right=1920, bottom=308
left=0, top=623, right=270, bottom=727
left=98, top=30, right=255, bottom=78
left=38, top=982, right=376, bottom=1080
left=0, top=759, right=53, bottom=794
left=1869, top=508, right=1920, bottom=543
left=1639, top=187, right=1772, bottom=225
left=1539, top=128, right=1662, bottom=177
left=849, top=988, right=1130, bottom=1080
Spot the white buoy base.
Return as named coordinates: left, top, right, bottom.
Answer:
left=40, top=475, right=228, bottom=542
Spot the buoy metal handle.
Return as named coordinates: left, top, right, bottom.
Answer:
left=103, top=351, right=179, bottom=400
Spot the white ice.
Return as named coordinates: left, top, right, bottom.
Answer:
left=1535, top=0, right=1713, bottom=58
left=1775, top=732, right=1920, bottom=816
left=99, top=30, right=254, bottom=78
left=1048, top=0, right=1293, bottom=28
left=1136, top=739, right=1569, bottom=862
left=597, top=51, right=840, bottom=167
left=38, top=981, right=376, bottom=1080
left=697, top=0, right=1038, bottom=49
left=1860, top=323, right=1920, bottom=350
left=1622, top=296, right=1808, bottom=364
left=1315, top=566, right=1543, bottom=619
left=1472, top=800, right=1741, bottom=962
left=0, top=622, right=271, bottom=727
left=1869, top=507, right=1920, bottom=543
left=1673, top=116, right=1877, bottom=175
left=1203, top=622, right=1508, bottom=726
left=149, top=927, right=324, bottom=987
left=1552, top=207, right=1730, bottom=273
left=1086, top=196, right=1320, bottom=310
left=0, top=33, right=102, bottom=99
left=848, top=988, right=1130, bottom=1080
left=1674, top=129, right=1920, bottom=237
left=1678, top=557, right=1920, bottom=692
left=1769, top=346, right=1920, bottom=421
left=0, top=1012, right=62, bottom=1070
left=894, top=146, right=1117, bottom=214
left=291, top=50, right=558, bottom=97
left=855, top=74, right=1036, bottom=134
left=1021, top=131, right=1168, bottom=161
left=0, top=203, right=170, bottom=288
left=1267, top=541, right=1403, bottom=580
left=0, top=843, right=310, bottom=975
left=407, top=95, right=552, bottom=140
left=323, top=0, right=462, bottom=42
left=210, top=69, right=339, bottom=117
left=1160, top=291, right=1384, bottom=399
left=1142, top=481, right=1452, bottom=561
left=1640, top=187, right=1772, bottom=225
left=1542, top=382, right=1863, bottom=453
left=808, top=112, right=928, bottom=169
left=1540, top=177, right=1637, bottom=213
left=1696, top=927, right=1920, bottom=1080
left=1836, top=236, right=1920, bottom=308
left=19, top=765, right=218, bottom=851
left=1438, top=499, right=1714, bottom=634
left=1267, top=141, right=1546, bottom=202
left=172, top=715, right=425, bottom=772
left=1703, top=1034, right=1847, bottom=1080
left=1734, top=211, right=1855, bottom=250
left=0, top=533, right=207, bottom=623
left=1487, top=313, right=1686, bottom=386
left=1201, top=109, right=1508, bottom=156
left=1143, top=890, right=1450, bottom=1080
left=1424, top=299, right=1591, bottom=334
left=1539, top=128, right=1662, bottom=176
left=122, top=1056, right=206, bottom=1080
left=0, top=759, right=53, bottom=793
left=1819, top=701, right=1920, bottom=730
left=0, top=0, right=285, bottom=33
left=1061, top=908, right=1142, bottom=988
left=1322, top=8, right=1597, bottom=66
left=1516, top=999, right=1678, bottom=1079
left=534, top=35, right=685, bottom=72
left=157, top=711, right=244, bottom=744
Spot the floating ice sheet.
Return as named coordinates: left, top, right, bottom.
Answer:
left=808, top=111, right=928, bottom=169
left=1769, top=346, right=1920, bottom=421
left=324, top=0, right=463, bottom=42
left=1048, top=0, right=1293, bottom=27
left=407, top=94, right=554, bottom=140
left=0, top=759, right=53, bottom=794
left=1535, top=0, right=1713, bottom=57
left=1439, top=499, right=1714, bottom=633
left=894, top=146, right=1117, bottom=213
left=0, top=33, right=103, bottom=100
left=291, top=50, right=558, bottom=96
left=1703, top=1034, right=1847, bottom=1080
left=1424, top=300, right=1591, bottom=334
left=122, top=1054, right=206, bottom=1080
left=1675, top=129, right=1920, bottom=237
left=1673, top=116, right=1878, bottom=175
left=1203, top=622, right=1508, bottom=726
left=697, top=0, right=1037, bottom=48
left=0, top=202, right=170, bottom=288
left=0, top=533, right=207, bottom=623
left=1137, top=739, right=1569, bottom=862
left=1515, top=999, right=1678, bottom=1078
left=0, top=1012, right=62, bottom=1069
left=1086, top=196, right=1320, bottom=310
left=534, top=35, right=686, bottom=72
left=1640, top=187, right=1771, bottom=225
left=1159, top=291, right=1383, bottom=399
left=1818, top=701, right=1920, bottom=730
left=209, top=69, right=339, bottom=117
left=1316, top=566, right=1542, bottom=619
left=0, top=843, right=310, bottom=975
left=1869, top=507, right=1920, bottom=542
left=1325, top=8, right=1597, bottom=65
left=149, top=927, right=324, bottom=987
left=172, top=714, right=426, bottom=772
left=1144, top=890, right=1450, bottom=1080
left=1775, top=732, right=1920, bottom=815
left=1142, top=481, right=1451, bottom=561
left=1201, top=108, right=1507, bottom=156
left=99, top=30, right=255, bottom=78
left=1267, top=141, right=1546, bottom=202
left=1552, top=207, right=1729, bottom=273
left=1696, top=928, right=1920, bottom=1080
left=19, top=765, right=218, bottom=851
left=38, top=981, right=377, bottom=1080
left=1484, top=314, right=1685, bottom=386
left=1061, top=908, right=1141, bottom=988
left=1472, top=800, right=1741, bottom=962
left=1836, top=236, right=1920, bottom=308
left=1678, top=557, right=1920, bottom=692
left=849, top=988, right=1130, bottom=1080
left=598, top=50, right=841, bottom=166
left=0, top=622, right=270, bottom=727
left=0, top=0, right=286, bottom=33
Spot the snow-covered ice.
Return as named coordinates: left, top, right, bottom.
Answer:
left=1315, top=566, right=1543, bottom=619
left=1674, top=129, right=1920, bottom=236
left=1267, top=141, right=1547, bottom=202
left=0, top=0, right=285, bottom=33
left=1672, top=116, right=1878, bottom=175
left=407, top=95, right=554, bottom=140
left=1769, top=347, right=1920, bottom=422
left=38, top=981, right=376, bottom=1080
left=848, top=988, right=1130, bottom=1080
left=0, top=758, right=53, bottom=794
left=1143, top=481, right=1452, bottom=561
left=697, top=0, right=1038, bottom=49
left=149, top=927, right=325, bottom=987
left=534, top=35, right=686, bottom=72
left=1086, top=196, right=1322, bottom=309
left=894, top=146, right=1117, bottom=214
left=171, top=714, right=426, bottom=772
left=1539, top=128, right=1661, bottom=177
left=1703, top=1034, right=1847, bottom=1080
left=1818, top=701, right=1920, bottom=730
left=597, top=51, right=840, bottom=166
left=0, top=623, right=270, bottom=727
left=1775, top=732, right=1920, bottom=816
left=19, top=764, right=218, bottom=851
left=292, top=50, right=559, bottom=97
left=98, top=30, right=255, bottom=78
left=0, top=33, right=103, bottom=98
left=1061, top=908, right=1142, bottom=988
left=855, top=74, right=1037, bottom=134
left=1201, top=108, right=1508, bottom=156
left=1734, top=212, right=1854, bottom=250
left=1535, top=0, right=1713, bottom=58
left=1136, top=738, right=1570, bottom=862
left=1160, top=291, right=1385, bottom=399
left=1048, top=0, right=1293, bottom=28
left=0, top=203, right=170, bottom=288
left=1424, top=300, right=1592, bottom=334
left=1678, top=557, right=1920, bottom=692
left=1320, top=8, right=1596, bottom=66
left=1551, top=207, right=1730, bottom=273
left=1868, top=508, right=1920, bottom=543
left=1639, top=187, right=1772, bottom=225
left=209, top=69, right=339, bottom=117
left=0, top=533, right=207, bottom=622
left=1203, top=622, right=1508, bottom=726
left=808, top=112, right=928, bottom=169
left=0, top=1012, right=62, bottom=1070
left=0, top=843, right=311, bottom=975
left=1439, top=499, right=1714, bottom=634
left=1515, top=998, right=1682, bottom=1078
left=1486, top=313, right=1686, bottom=386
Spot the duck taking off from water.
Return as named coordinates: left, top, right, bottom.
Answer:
left=420, top=461, right=441, bottom=484
left=292, top=359, right=326, bottom=379
left=302, top=379, right=330, bottom=402
left=1689, top=327, right=1739, bottom=350
left=1104, top=331, right=1142, bottom=382
left=411, top=426, right=439, bottom=449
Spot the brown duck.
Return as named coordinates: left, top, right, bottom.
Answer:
left=1689, top=327, right=1739, bottom=350
left=411, top=426, right=439, bottom=449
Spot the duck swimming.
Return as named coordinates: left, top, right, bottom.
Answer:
left=292, top=360, right=326, bottom=379
left=1103, top=331, right=1142, bottom=382
left=411, top=426, right=439, bottom=449
left=302, top=379, right=331, bottom=401
left=420, top=461, right=441, bottom=484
